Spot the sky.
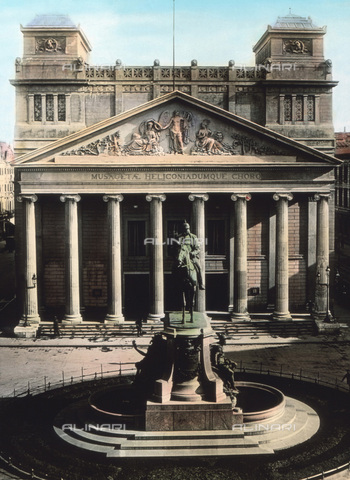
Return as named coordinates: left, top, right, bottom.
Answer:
left=0, top=0, right=349, bottom=145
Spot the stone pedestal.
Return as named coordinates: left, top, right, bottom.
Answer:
left=145, top=398, right=234, bottom=431
left=151, top=311, right=228, bottom=412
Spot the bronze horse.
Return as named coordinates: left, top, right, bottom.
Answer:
left=173, top=242, right=197, bottom=323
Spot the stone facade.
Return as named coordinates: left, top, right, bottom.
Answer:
left=11, top=13, right=336, bottom=157
left=11, top=13, right=341, bottom=330
left=334, top=132, right=350, bottom=292
left=0, top=143, right=14, bottom=236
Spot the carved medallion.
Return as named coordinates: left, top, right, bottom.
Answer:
left=283, top=39, right=311, bottom=55
left=36, top=37, right=65, bottom=53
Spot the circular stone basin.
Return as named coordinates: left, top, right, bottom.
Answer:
left=235, top=381, right=285, bottom=423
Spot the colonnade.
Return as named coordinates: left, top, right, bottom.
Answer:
left=17, top=192, right=331, bottom=325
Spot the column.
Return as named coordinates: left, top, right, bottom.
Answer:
left=267, top=204, right=276, bottom=310
left=28, top=94, right=34, bottom=123
left=189, top=193, right=208, bottom=313
left=228, top=203, right=235, bottom=312
left=17, top=194, right=41, bottom=325
left=60, top=194, right=82, bottom=323
left=291, top=94, right=296, bottom=124
left=146, top=194, right=166, bottom=321
left=41, top=94, right=46, bottom=124
left=231, top=194, right=251, bottom=321
left=307, top=197, right=317, bottom=306
left=65, top=94, right=71, bottom=124
left=303, top=95, right=308, bottom=122
left=279, top=95, right=285, bottom=124
left=314, top=193, right=332, bottom=321
left=103, top=194, right=124, bottom=324
left=315, top=95, right=321, bottom=124
left=273, top=193, right=293, bottom=321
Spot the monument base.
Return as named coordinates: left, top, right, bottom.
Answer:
left=145, top=397, right=237, bottom=431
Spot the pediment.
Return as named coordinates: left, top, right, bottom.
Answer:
left=14, top=91, right=340, bottom=167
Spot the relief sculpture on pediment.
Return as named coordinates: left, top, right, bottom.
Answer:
left=191, top=120, right=234, bottom=155
left=60, top=111, right=284, bottom=157
left=61, top=131, right=122, bottom=156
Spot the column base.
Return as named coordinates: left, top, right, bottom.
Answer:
left=14, top=324, right=39, bottom=338
left=231, top=312, right=251, bottom=322
left=62, top=314, right=83, bottom=324
left=146, top=313, right=165, bottom=323
left=19, top=314, right=41, bottom=325
left=272, top=311, right=292, bottom=321
left=104, top=314, right=124, bottom=325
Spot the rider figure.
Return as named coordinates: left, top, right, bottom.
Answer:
left=178, top=221, right=205, bottom=290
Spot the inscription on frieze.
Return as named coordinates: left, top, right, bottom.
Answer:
left=89, top=171, right=262, bottom=182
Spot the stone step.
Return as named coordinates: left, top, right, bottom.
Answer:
left=38, top=318, right=317, bottom=338
left=70, top=428, right=261, bottom=449
left=106, top=445, right=274, bottom=457
left=54, top=395, right=319, bottom=458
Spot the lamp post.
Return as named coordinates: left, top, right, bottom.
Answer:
left=23, top=274, right=37, bottom=327
left=316, top=266, right=333, bottom=323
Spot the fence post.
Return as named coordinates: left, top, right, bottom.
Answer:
left=81, top=367, right=84, bottom=383
left=44, top=376, right=47, bottom=392
left=71, top=376, right=73, bottom=385
left=101, top=364, right=103, bottom=379
left=62, top=371, right=65, bottom=387
left=119, top=362, right=122, bottom=375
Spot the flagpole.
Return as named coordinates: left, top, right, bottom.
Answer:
left=173, top=0, right=176, bottom=91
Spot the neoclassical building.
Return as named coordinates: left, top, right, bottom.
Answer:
left=11, top=13, right=341, bottom=332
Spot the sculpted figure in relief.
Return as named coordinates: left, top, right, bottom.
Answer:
left=124, top=119, right=164, bottom=155
left=159, top=110, right=193, bottom=154
left=192, top=120, right=226, bottom=155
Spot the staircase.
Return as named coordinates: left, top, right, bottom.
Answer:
left=53, top=396, right=320, bottom=457
left=37, top=315, right=317, bottom=339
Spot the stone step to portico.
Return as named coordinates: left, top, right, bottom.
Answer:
left=38, top=318, right=317, bottom=339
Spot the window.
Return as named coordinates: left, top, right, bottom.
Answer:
left=128, top=221, right=146, bottom=256
left=207, top=219, right=225, bottom=255
left=34, top=95, right=42, bottom=121
left=284, top=96, right=292, bottom=121
left=295, top=95, right=303, bottom=121
left=307, top=96, right=315, bottom=121
left=33, top=94, right=66, bottom=122
left=46, top=94, right=54, bottom=121
left=58, top=95, right=66, bottom=121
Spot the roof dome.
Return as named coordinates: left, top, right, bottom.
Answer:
left=272, top=12, right=318, bottom=29
left=26, top=15, right=76, bottom=28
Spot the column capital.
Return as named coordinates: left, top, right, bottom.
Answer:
left=231, top=193, right=251, bottom=202
left=17, top=194, right=38, bottom=203
left=60, top=194, right=81, bottom=203
left=146, top=194, right=166, bottom=202
left=103, top=194, right=124, bottom=203
left=273, top=193, right=293, bottom=202
left=188, top=193, right=209, bottom=202
left=313, top=192, right=331, bottom=202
